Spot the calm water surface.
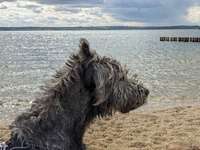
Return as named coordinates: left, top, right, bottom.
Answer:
left=0, top=30, right=200, bottom=122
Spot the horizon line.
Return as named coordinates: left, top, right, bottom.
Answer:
left=0, top=25, right=199, bottom=28
left=0, top=25, right=199, bottom=31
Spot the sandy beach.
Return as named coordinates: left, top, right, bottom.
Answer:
left=1, top=105, right=200, bottom=150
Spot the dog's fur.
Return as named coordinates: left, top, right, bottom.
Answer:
left=6, top=39, right=149, bottom=150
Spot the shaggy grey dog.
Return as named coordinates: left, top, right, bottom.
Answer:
left=5, top=38, right=149, bottom=150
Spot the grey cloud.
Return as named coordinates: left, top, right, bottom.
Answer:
left=16, top=2, right=44, bottom=13
left=35, top=0, right=103, bottom=6
left=17, top=3, right=40, bottom=9
left=0, top=0, right=16, bottom=3
left=54, top=5, right=81, bottom=13
left=0, top=3, right=7, bottom=9
left=47, top=16, right=60, bottom=21
left=105, top=0, right=162, bottom=9
left=103, top=0, right=200, bottom=25
left=32, top=7, right=43, bottom=13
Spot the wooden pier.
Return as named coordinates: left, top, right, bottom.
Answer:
left=160, top=37, right=200, bottom=42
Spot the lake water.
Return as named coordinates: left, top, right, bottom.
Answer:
left=0, top=30, right=200, bottom=123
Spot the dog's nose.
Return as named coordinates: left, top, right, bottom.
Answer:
left=145, top=88, right=149, bottom=96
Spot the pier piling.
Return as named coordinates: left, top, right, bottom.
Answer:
left=160, top=37, right=200, bottom=43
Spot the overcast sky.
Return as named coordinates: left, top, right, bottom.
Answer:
left=0, top=0, right=200, bottom=27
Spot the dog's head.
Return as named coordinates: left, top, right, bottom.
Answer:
left=77, top=38, right=149, bottom=116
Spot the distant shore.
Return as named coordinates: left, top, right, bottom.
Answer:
left=1, top=105, right=200, bottom=150
left=0, top=25, right=199, bottom=31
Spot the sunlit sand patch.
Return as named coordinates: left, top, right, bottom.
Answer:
left=1, top=106, right=200, bottom=149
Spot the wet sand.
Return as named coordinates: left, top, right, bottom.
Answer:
left=1, top=106, right=200, bottom=149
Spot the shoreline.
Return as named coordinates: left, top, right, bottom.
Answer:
left=1, top=105, right=200, bottom=149
left=1, top=97, right=200, bottom=125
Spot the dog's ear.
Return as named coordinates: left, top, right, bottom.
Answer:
left=79, top=38, right=93, bottom=60
left=92, top=65, right=109, bottom=106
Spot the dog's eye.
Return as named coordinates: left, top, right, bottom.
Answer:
left=120, top=76, right=125, bottom=81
